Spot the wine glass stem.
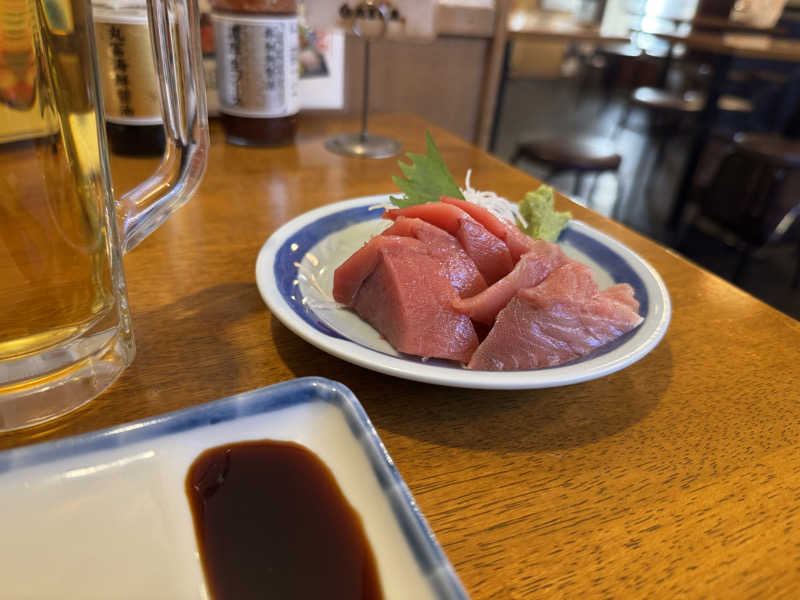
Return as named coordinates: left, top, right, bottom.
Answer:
left=360, top=38, right=370, bottom=143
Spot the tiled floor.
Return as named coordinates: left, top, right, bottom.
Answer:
left=493, top=77, right=800, bottom=321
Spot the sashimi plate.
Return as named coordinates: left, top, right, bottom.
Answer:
left=256, top=195, right=671, bottom=389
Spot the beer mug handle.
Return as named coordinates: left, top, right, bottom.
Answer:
left=117, top=0, right=209, bottom=253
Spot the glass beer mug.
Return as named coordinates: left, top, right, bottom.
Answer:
left=0, top=0, right=208, bottom=429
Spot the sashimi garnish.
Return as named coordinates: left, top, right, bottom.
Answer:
left=388, top=133, right=571, bottom=243
left=460, top=169, right=519, bottom=226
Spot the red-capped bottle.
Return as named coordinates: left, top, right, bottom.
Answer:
left=211, top=0, right=299, bottom=146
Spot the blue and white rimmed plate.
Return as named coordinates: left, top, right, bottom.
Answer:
left=256, top=195, right=671, bottom=389
left=0, top=378, right=468, bottom=599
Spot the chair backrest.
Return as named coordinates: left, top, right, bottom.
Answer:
left=699, top=147, right=800, bottom=246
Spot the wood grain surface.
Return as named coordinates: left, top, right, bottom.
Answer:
left=645, top=29, right=800, bottom=61
left=626, top=10, right=789, bottom=34
left=507, top=12, right=629, bottom=44
left=4, top=113, right=800, bottom=599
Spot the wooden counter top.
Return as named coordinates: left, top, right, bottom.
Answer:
left=3, top=113, right=800, bottom=598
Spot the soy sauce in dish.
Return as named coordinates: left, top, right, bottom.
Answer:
left=185, top=440, right=383, bottom=600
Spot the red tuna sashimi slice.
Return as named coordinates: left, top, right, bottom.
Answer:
left=452, top=240, right=567, bottom=325
left=517, top=262, right=644, bottom=327
left=350, top=240, right=479, bottom=362
left=333, top=235, right=430, bottom=305
left=602, top=283, right=640, bottom=313
left=468, top=262, right=643, bottom=371
left=519, top=260, right=599, bottom=305
left=382, top=216, right=487, bottom=298
left=383, top=203, right=514, bottom=285
left=440, top=195, right=537, bottom=260
left=457, top=218, right=514, bottom=286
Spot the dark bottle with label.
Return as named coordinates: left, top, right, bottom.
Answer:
left=211, top=0, right=299, bottom=146
left=93, top=6, right=166, bottom=156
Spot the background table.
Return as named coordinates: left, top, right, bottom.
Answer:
left=627, top=10, right=789, bottom=35
left=489, top=12, right=630, bottom=150
left=645, top=29, right=800, bottom=61
left=508, top=12, right=630, bottom=43
left=3, top=113, right=800, bottom=598
left=638, top=29, right=800, bottom=225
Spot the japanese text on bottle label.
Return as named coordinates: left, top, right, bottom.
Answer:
left=212, top=14, right=299, bottom=118
left=93, top=16, right=163, bottom=125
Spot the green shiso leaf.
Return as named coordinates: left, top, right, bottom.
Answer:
left=390, top=131, right=464, bottom=208
left=518, top=185, right=572, bottom=242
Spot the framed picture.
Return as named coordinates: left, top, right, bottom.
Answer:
left=298, top=27, right=345, bottom=110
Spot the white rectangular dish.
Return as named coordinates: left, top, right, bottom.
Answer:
left=0, top=378, right=468, bottom=599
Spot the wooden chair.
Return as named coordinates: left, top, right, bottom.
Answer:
left=510, top=135, right=622, bottom=211
left=679, top=132, right=800, bottom=287
left=575, top=43, right=644, bottom=110
left=620, top=86, right=753, bottom=202
left=620, top=86, right=753, bottom=134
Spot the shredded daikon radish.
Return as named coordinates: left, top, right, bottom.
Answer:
left=460, top=169, right=526, bottom=228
